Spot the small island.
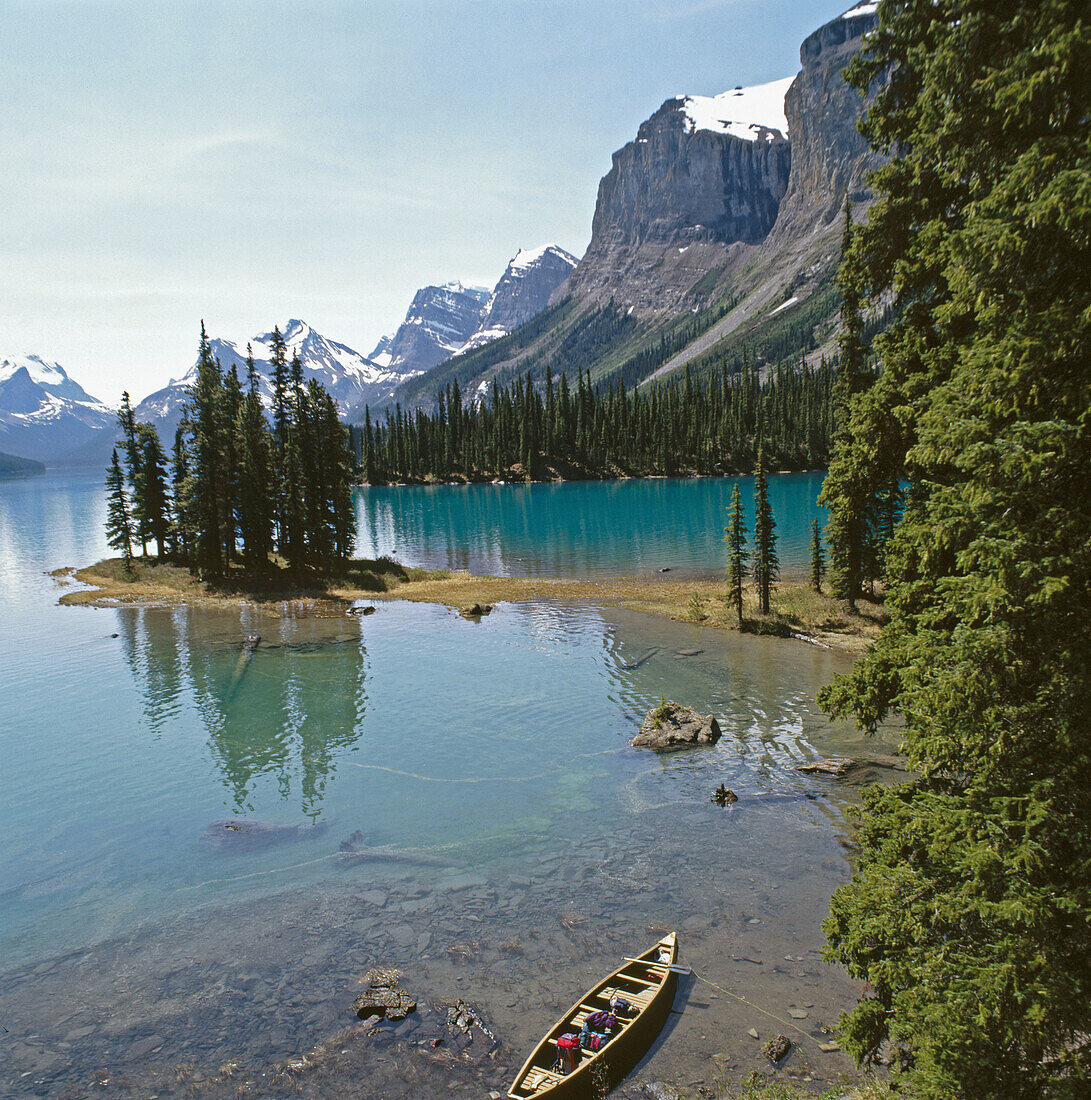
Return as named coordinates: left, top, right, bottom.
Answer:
left=57, top=554, right=884, bottom=654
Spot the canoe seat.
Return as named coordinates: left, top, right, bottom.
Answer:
left=522, top=1066, right=563, bottom=1092
left=602, top=985, right=655, bottom=1011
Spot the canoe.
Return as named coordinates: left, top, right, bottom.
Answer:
left=507, top=932, right=679, bottom=1099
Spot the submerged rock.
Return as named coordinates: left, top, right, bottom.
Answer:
left=338, top=829, right=446, bottom=867
left=631, top=701, right=721, bottom=752
left=352, top=968, right=417, bottom=1021
left=202, top=819, right=326, bottom=850
left=795, top=757, right=858, bottom=777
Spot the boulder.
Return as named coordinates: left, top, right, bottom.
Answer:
left=202, top=819, right=326, bottom=850
left=631, top=701, right=721, bottom=752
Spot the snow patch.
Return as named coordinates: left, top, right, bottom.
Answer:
left=768, top=296, right=800, bottom=317
left=677, top=76, right=794, bottom=142
left=842, top=2, right=878, bottom=18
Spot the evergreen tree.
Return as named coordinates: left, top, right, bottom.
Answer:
left=817, top=2, right=1091, bottom=1096
left=185, top=322, right=227, bottom=577
left=104, top=448, right=135, bottom=571
left=819, top=200, right=872, bottom=613
left=809, top=518, right=825, bottom=593
left=752, top=448, right=778, bottom=615
left=723, top=482, right=747, bottom=624
left=234, top=346, right=273, bottom=570
left=117, top=391, right=149, bottom=555
left=136, top=423, right=171, bottom=557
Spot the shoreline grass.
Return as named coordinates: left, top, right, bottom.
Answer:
left=59, top=557, right=884, bottom=654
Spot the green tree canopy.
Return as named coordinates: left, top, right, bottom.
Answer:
left=818, top=2, right=1091, bottom=1096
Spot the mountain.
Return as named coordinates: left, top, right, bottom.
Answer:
left=132, top=319, right=406, bottom=437
left=0, top=450, right=46, bottom=479
left=369, top=282, right=490, bottom=383
left=389, top=2, right=881, bottom=412
left=458, top=246, right=578, bottom=353
left=0, top=354, right=114, bottom=463
left=367, top=245, right=578, bottom=391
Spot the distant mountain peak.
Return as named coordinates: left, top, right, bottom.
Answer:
left=0, top=353, right=113, bottom=462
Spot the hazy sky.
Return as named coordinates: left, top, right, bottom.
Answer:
left=3, top=0, right=854, bottom=402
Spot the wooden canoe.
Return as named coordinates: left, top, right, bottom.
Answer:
left=507, top=932, right=679, bottom=1099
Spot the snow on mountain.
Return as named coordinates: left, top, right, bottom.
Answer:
left=374, top=282, right=491, bottom=384
left=133, top=320, right=414, bottom=430
left=843, top=1, right=879, bottom=18
left=0, top=354, right=114, bottom=462
left=450, top=245, right=578, bottom=357
left=677, top=76, right=794, bottom=142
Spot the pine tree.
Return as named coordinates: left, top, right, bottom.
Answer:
left=816, top=2, right=1091, bottom=1096
left=136, top=423, right=171, bottom=557
left=819, top=200, right=872, bottom=613
left=104, top=448, right=135, bottom=572
left=234, top=346, right=272, bottom=570
left=185, top=322, right=226, bottom=577
left=117, top=391, right=149, bottom=555
left=752, top=448, right=778, bottom=616
left=809, top=518, right=825, bottom=593
left=723, top=482, right=747, bottom=624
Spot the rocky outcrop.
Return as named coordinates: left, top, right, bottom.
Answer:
left=631, top=702, right=722, bottom=752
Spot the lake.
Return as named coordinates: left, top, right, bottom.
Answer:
left=0, top=469, right=891, bottom=1098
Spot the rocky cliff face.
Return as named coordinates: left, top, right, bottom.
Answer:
left=768, top=2, right=881, bottom=245
left=377, top=282, right=490, bottom=379
left=567, top=79, right=793, bottom=313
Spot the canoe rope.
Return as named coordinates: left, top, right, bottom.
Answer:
left=687, top=967, right=827, bottom=1052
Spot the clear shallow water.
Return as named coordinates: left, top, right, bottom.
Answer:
left=0, top=469, right=891, bottom=1098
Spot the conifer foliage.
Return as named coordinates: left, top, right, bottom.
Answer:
left=105, top=324, right=357, bottom=579
left=723, top=482, right=747, bottom=624
left=751, top=447, right=778, bottom=615
left=104, top=448, right=135, bottom=571
left=357, top=362, right=835, bottom=483
left=817, top=2, right=1091, bottom=1096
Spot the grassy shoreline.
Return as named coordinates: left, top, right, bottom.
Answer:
left=57, top=557, right=884, bottom=654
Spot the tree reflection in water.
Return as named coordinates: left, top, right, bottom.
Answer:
left=115, top=604, right=367, bottom=817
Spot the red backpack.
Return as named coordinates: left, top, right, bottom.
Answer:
left=556, top=1032, right=581, bottom=1074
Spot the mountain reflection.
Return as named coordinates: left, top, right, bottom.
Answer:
left=115, top=605, right=367, bottom=817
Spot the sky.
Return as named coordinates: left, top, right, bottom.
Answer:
left=2, top=0, right=856, bottom=403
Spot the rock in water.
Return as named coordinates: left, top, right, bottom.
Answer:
left=631, top=701, right=722, bottom=752
left=458, top=603, right=493, bottom=619
left=352, top=968, right=418, bottom=1021
left=712, top=783, right=738, bottom=805
left=795, top=757, right=858, bottom=777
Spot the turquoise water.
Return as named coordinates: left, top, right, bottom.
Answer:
left=0, top=470, right=888, bottom=1098
left=354, top=472, right=827, bottom=576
